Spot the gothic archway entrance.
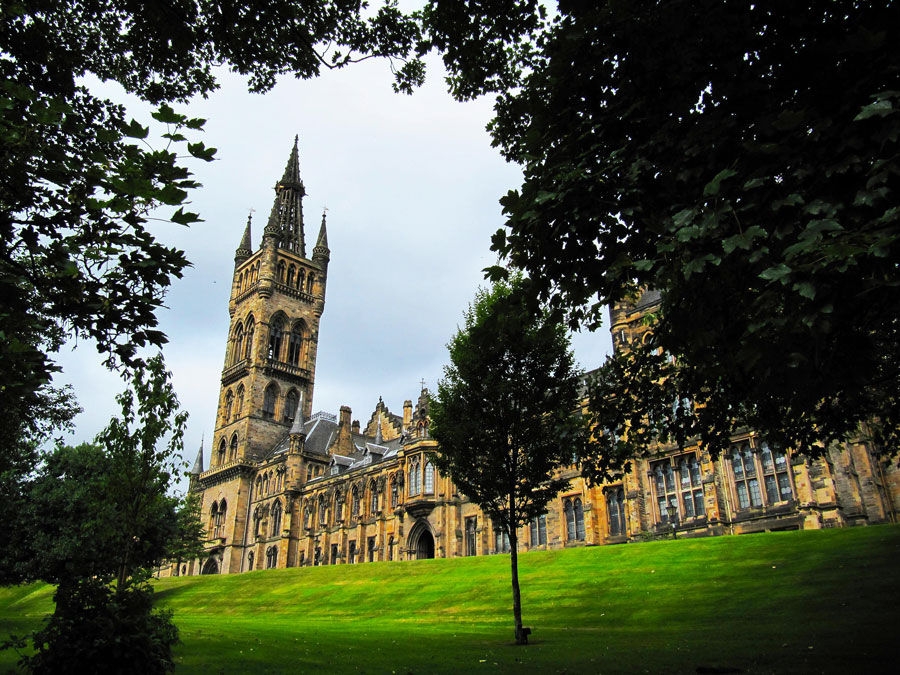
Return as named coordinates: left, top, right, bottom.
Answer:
left=201, top=558, right=219, bottom=575
left=408, top=521, right=435, bottom=560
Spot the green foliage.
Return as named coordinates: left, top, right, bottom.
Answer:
left=428, top=1, right=900, bottom=459
left=431, top=275, right=588, bottom=644
left=0, top=355, right=195, bottom=673
left=0, top=0, right=424, bottom=481
left=431, top=276, right=586, bottom=531
left=23, top=579, right=179, bottom=675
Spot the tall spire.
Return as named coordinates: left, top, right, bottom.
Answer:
left=265, top=135, right=306, bottom=255
left=191, top=435, right=205, bottom=475
left=234, top=212, right=253, bottom=264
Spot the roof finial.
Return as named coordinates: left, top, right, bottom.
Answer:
left=313, top=206, right=329, bottom=261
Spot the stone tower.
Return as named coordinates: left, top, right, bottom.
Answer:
left=213, top=136, right=330, bottom=467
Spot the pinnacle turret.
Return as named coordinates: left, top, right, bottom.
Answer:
left=290, top=394, right=306, bottom=435
left=313, top=210, right=330, bottom=262
left=234, top=213, right=253, bottom=264
left=191, top=437, right=205, bottom=475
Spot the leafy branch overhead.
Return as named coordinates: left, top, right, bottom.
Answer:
left=424, top=1, right=900, bottom=458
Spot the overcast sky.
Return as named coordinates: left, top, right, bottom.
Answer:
left=52, top=52, right=612, bottom=483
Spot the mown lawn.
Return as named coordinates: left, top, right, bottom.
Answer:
left=1, top=525, right=898, bottom=673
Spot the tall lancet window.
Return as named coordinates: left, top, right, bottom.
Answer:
left=284, top=390, right=299, bottom=423
left=262, top=383, right=278, bottom=419
left=268, top=318, right=284, bottom=361
left=244, top=317, right=255, bottom=360
left=288, top=325, right=304, bottom=365
left=232, top=324, right=243, bottom=365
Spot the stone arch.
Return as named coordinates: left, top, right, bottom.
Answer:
left=407, top=520, right=435, bottom=560
left=201, top=557, right=219, bottom=575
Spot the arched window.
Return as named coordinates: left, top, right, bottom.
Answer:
left=236, top=385, right=245, bottom=417
left=263, top=472, right=270, bottom=495
left=465, top=517, right=477, bottom=556
left=262, top=383, right=278, bottom=419
left=255, top=476, right=262, bottom=496
left=731, top=444, right=762, bottom=509
left=607, top=489, right=627, bottom=536
left=333, top=493, right=342, bottom=526
left=277, top=261, right=286, bottom=283
left=266, top=546, right=277, bottom=569
left=287, top=324, right=304, bottom=365
left=306, top=273, right=315, bottom=294
left=574, top=498, right=585, bottom=541
left=351, top=486, right=360, bottom=519
left=318, top=495, right=327, bottom=526
left=369, top=482, right=378, bottom=514
left=244, top=316, right=255, bottom=360
left=217, top=439, right=226, bottom=466
left=268, top=317, right=284, bottom=361
left=224, top=390, right=233, bottom=423
left=247, top=551, right=254, bottom=571
left=409, top=457, right=421, bottom=496
left=232, top=324, right=244, bottom=365
left=678, top=455, right=704, bottom=519
left=387, top=535, right=394, bottom=561
left=271, top=501, right=282, bottom=537
left=286, top=265, right=295, bottom=287
left=565, top=499, right=578, bottom=541
left=229, top=434, right=238, bottom=461
left=494, top=527, right=510, bottom=553
left=284, top=389, right=299, bottom=423
left=216, top=499, right=227, bottom=538
left=390, top=475, right=398, bottom=508
left=304, top=507, right=311, bottom=530
left=424, top=461, right=435, bottom=495
left=530, top=513, right=547, bottom=546
left=297, top=268, right=305, bottom=290
left=208, top=502, right=218, bottom=538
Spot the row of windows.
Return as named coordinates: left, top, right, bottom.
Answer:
left=254, top=470, right=284, bottom=497
left=276, top=261, right=317, bottom=295
left=650, top=444, right=795, bottom=527
left=253, top=500, right=283, bottom=540
left=227, top=313, right=312, bottom=369
left=236, top=261, right=319, bottom=297
left=208, top=499, right=227, bottom=539
left=261, top=383, right=303, bottom=422
left=304, top=534, right=397, bottom=567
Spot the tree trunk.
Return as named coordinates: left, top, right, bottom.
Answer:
left=509, top=528, right=527, bottom=645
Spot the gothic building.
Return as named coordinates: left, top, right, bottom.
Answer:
left=166, top=140, right=899, bottom=577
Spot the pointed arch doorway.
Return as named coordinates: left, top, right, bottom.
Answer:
left=408, top=520, right=435, bottom=560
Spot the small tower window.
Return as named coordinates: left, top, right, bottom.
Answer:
left=262, top=383, right=278, bottom=419
left=284, top=389, right=299, bottom=423
left=297, top=268, right=305, bottom=290
left=286, top=265, right=295, bottom=287
left=229, top=434, right=238, bottom=461
left=268, top=318, right=284, bottom=361
left=236, top=384, right=245, bottom=416
left=288, top=325, right=304, bottom=365
left=306, top=273, right=315, bottom=294
left=217, top=439, right=226, bottom=466
left=232, top=324, right=244, bottom=365
left=224, top=390, right=233, bottom=423
left=244, top=317, right=255, bottom=360
left=277, top=261, right=286, bottom=283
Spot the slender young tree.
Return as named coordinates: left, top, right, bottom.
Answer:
left=430, top=277, right=588, bottom=645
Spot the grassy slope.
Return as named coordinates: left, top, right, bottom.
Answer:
left=1, top=526, right=898, bottom=674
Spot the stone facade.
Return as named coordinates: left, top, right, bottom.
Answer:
left=160, top=142, right=899, bottom=578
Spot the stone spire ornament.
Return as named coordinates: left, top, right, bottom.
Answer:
left=291, top=393, right=306, bottom=435
left=375, top=412, right=383, bottom=445
left=191, top=434, right=205, bottom=475
left=234, top=212, right=253, bottom=264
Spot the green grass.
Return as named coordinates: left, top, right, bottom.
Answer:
left=2, top=526, right=898, bottom=673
